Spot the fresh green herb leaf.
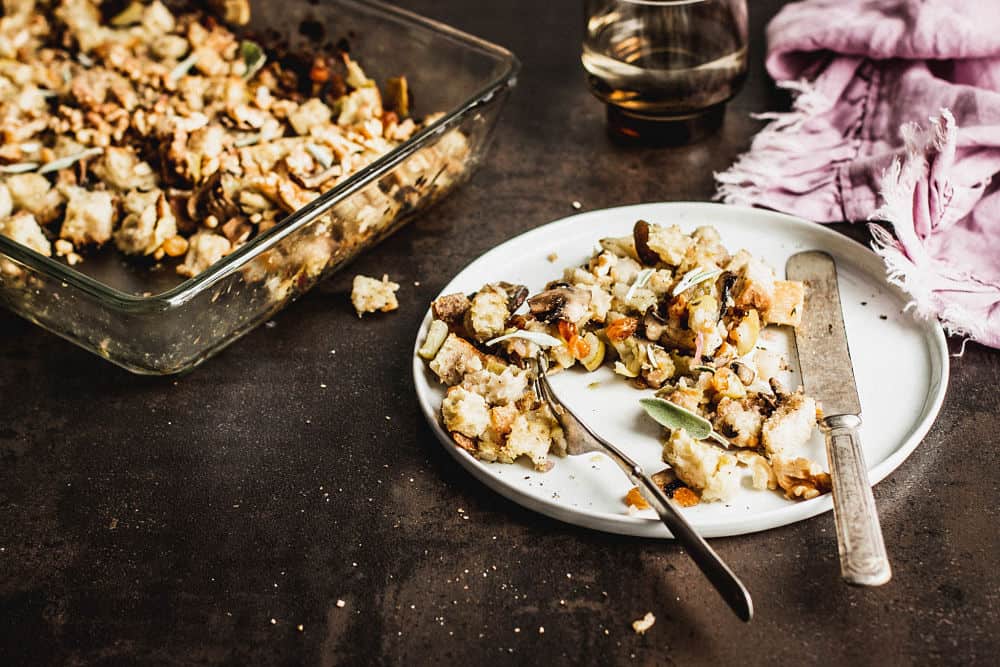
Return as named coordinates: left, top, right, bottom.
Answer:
left=0, top=162, right=39, bottom=174
left=38, top=147, right=103, bottom=174
left=691, top=364, right=716, bottom=374
left=168, top=52, right=199, bottom=84
left=614, top=360, right=639, bottom=378
left=234, top=132, right=262, bottom=148
left=485, top=330, right=563, bottom=348
left=672, top=266, right=721, bottom=297
left=639, top=397, right=712, bottom=440
left=241, top=40, right=266, bottom=81
left=646, top=345, right=660, bottom=369
left=110, top=0, right=145, bottom=26
left=625, top=267, right=655, bottom=302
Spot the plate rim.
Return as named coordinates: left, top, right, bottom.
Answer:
left=411, top=202, right=950, bottom=538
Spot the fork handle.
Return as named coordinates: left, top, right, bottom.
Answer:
left=528, top=357, right=752, bottom=621
left=628, top=466, right=754, bottom=622
left=822, top=414, right=892, bottom=586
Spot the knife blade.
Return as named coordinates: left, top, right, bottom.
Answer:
left=786, top=250, right=892, bottom=587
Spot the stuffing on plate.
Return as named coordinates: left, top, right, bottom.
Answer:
left=0, top=0, right=456, bottom=281
left=418, top=220, right=832, bottom=506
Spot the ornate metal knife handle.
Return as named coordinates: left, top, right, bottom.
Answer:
left=822, top=414, right=892, bottom=586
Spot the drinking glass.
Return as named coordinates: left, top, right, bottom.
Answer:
left=583, top=0, right=749, bottom=145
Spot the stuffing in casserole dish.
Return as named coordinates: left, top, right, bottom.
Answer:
left=0, top=0, right=464, bottom=283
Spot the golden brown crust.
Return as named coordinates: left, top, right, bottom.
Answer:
left=450, top=431, right=477, bottom=454
left=432, top=292, right=472, bottom=323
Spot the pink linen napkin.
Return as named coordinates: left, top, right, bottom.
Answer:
left=715, top=0, right=1000, bottom=348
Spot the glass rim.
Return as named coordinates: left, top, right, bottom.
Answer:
left=0, top=0, right=519, bottom=312
left=613, top=0, right=716, bottom=6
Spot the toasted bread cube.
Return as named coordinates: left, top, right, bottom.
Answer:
left=505, top=409, right=558, bottom=471
left=765, top=280, right=805, bottom=327
left=0, top=211, right=51, bottom=256
left=461, top=366, right=528, bottom=406
left=431, top=292, right=471, bottom=323
left=429, top=333, right=483, bottom=385
left=714, top=397, right=763, bottom=448
left=61, top=186, right=114, bottom=245
left=441, top=387, right=490, bottom=439
left=762, top=391, right=817, bottom=458
left=466, top=285, right=509, bottom=342
left=644, top=223, right=691, bottom=266
left=730, top=253, right=776, bottom=313
left=662, top=429, right=739, bottom=502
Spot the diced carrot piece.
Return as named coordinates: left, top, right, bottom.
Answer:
left=606, top=317, right=638, bottom=342
left=625, top=487, right=650, bottom=510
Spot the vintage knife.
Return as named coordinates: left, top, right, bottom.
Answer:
left=786, top=251, right=892, bottom=586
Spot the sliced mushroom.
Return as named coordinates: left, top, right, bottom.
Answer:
left=731, top=361, right=756, bottom=385
left=643, top=311, right=665, bottom=342
left=633, top=219, right=660, bottom=266
left=528, top=285, right=591, bottom=324
left=188, top=171, right=240, bottom=224
left=758, top=392, right=779, bottom=415
left=769, top=377, right=790, bottom=401
left=717, top=271, right=738, bottom=321
left=496, top=281, right=529, bottom=312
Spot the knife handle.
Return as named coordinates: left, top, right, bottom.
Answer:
left=822, top=414, right=892, bottom=586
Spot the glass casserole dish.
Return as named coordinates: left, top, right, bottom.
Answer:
left=0, top=0, right=518, bottom=374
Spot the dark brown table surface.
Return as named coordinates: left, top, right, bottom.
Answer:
left=2, top=1, right=998, bottom=665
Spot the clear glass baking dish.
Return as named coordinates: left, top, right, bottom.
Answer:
left=0, top=0, right=517, bottom=374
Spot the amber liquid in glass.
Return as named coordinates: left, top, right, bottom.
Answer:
left=583, top=0, right=747, bottom=144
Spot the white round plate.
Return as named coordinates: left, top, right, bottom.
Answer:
left=412, top=203, right=949, bottom=538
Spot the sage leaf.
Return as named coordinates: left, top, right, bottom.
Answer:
left=672, top=266, right=721, bottom=297
left=234, top=132, right=262, bottom=147
left=110, top=0, right=145, bottom=26
left=639, top=397, right=712, bottom=440
left=241, top=40, right=266, bottom=81
left=624, top=267, right=655, bottom=302
left=0, top=162, right=39, bottom=174
left=486, top=330, right=563, bottom=348
left=168, top=52, right=199, bottom=84
left=38, top=147, right=103, bottom=174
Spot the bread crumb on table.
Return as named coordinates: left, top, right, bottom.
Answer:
left=351, top=274, right=400, bottom=316
left=632, top=612, right=655, bottom=635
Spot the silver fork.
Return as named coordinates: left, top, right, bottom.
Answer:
left=527, top=355, right=753, bottom=623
